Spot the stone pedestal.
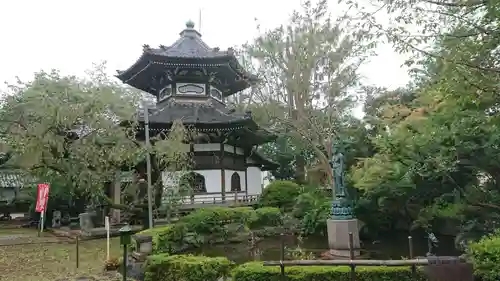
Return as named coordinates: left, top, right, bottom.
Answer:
left=327, top=219, right=361, bottom=258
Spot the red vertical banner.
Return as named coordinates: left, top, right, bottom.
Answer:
left=35, top=183, right=50, bottom=213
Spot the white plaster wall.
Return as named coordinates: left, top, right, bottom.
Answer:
left=193, top=143, right=244, bottom=155
left=195, top=170, right=221, bottom=193
left=247, top=167, right=262, bottom=195
left=161, top=170, right=221, bottom=193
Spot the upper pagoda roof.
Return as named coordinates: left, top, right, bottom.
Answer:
left=139, top=98, right=251, bottom=126
left=116, top=20, right=259, bottom=97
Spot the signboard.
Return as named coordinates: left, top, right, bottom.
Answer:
left=35, top=183, right=50, bottom=213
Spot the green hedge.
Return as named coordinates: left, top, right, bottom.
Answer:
left=467, top=230, right=500, bottom=281
left=232, top=262, right=426, bottom=281
left=136, top=206, right=283, bottom=254
left=145, top=254, right=233, bottom=281
left=181, top=206, right=256, bottom=235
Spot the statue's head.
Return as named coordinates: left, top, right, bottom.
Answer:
left=331, top=138, right=344, bottom=155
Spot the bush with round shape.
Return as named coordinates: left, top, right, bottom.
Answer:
left=232, top=262, right=426, bottom=281
left=249, top=207, right=282, bottom=229
left=467, top=229, right=500, bottom=281
left=145, top=254, right=233, bottom=281
left=259, top=180, right=301, bottom=211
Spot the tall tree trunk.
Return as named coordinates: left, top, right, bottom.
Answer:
left=290, top=109, right=306, bottom=183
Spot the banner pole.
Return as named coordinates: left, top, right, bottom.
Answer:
left=40, top=211, right=45, bottom=234
left=105, top=216, right=110, bottom=260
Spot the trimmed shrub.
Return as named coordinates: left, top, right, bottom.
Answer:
left=260, top=180, right=301, bottom=211
left=467, top=230, right=500, bottom=281
left=136, top=223, right=187, bottom=254
left=180, top=207, right=255, bottom=235
left=145, top=254, right=233, bottom=281
left=249, top=207, right=282, bottom=229
left=232, top=262, right=426, bottom=281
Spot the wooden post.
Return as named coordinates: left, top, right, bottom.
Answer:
left=280, top=233, right=285, bottom=281
left=105, top=216, right=110, bottom=261
left=349, top=232, right=356, bottom=281
left=244, top=152, right=249, bottom=197
left=220, top=142, right=226, bottom=202
left=76, top=235, right=80, bottom=268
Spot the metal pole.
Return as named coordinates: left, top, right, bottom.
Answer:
left=76, top=235, right=80, bottom=268
left=408, top=236, right=416, bottom=277
left=144, top=103, right=154, bottom=229
left=122, top=244, right=128, bottom=281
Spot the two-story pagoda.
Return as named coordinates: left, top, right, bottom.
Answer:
left=116, top=21, right=278, bottom=202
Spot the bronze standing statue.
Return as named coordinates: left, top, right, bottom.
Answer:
left=330, top=140, right=353, bottom=220
left=331, top=148, right=346, bottom=197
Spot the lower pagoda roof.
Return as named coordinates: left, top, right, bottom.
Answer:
left=133, top=97, right=277, bottom=146
left=249, top=150, right=279, bottom=171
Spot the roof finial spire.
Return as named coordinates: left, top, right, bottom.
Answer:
left=199, top=9, right=202, bottom=33
left=186, top=20, right=195, bottom=29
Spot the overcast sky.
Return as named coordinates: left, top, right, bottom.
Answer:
left=0, top=0, right=409, bottom=106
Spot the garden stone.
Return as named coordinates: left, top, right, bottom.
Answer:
left=133, top=234, right=153, bottom=255
left=79, top=213, right=94, bottom=234
left=61, top=212, right=71, bottom=226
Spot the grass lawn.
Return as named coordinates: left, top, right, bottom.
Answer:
left=0, top=228, right=123, bottom=281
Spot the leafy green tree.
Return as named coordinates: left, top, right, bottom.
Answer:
left=244, top=0, right=376, bottom=185
left=351, top=5, right=500, bottom=240
left=0, top=64, right=142, bottom=199
left=0, top=63, right=191, bottom=219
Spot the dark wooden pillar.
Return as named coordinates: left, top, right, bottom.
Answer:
left=220, top=142, right=226, bottom=202
left=190, top=143, right=195, bottom=203
left=233, top=145, right=238, bottom=201
left=244, top=152, right=249, bottom=197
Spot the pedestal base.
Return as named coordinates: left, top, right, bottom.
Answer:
left=327, top=219, right=361, bottom=258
